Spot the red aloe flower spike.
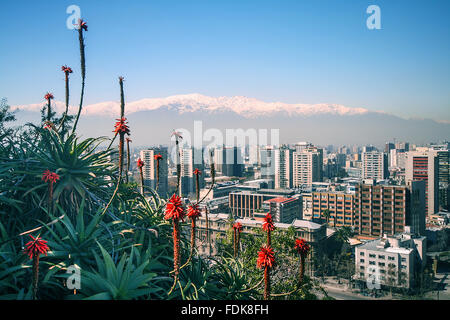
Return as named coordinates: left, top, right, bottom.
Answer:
left=154, top=154, right=162, bottom=190
left=165, top=194, right=185, bottom=277
left=187, top=204, right=201, bottom=220
left=137, top=158, right=145, bottom=195
left=113, top=117, right=130, bottom=135
left=42, top=170, right=59, bottom=212
left=165, top=194, right=185, bottom=222
left=257, top=245, right=275, bottom=269
left=294, top=238, right=310, bottom=286
left=257, top=245, right=275, bottom=300
left=77, top=18, right=88, bottom=31
left=262, top=213, right=275, bottom=246
left=24, top=235, right=50, bottom=260
left=44, top=93, right=54, bottom=101
left=187, top=204, right=201, bottom=257
left=42, top=169, right=60, bottom=184
left=193, top=168, right=201, bottom=176
left=24, top=234, right=50, bottom=300
left=232, top=222, right=243, bottom=257
left=61, top=65, right=73, bottom=74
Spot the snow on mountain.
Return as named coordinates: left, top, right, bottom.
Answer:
left=12, top=93, right=370, bottom=118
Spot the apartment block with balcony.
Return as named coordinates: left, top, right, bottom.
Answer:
left=354, top=181, right=426, bottom=238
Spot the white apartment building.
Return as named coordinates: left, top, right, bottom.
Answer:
left=354, top=228, right=426, bottom=289
left=274, top=146, right=294, bottom=189
left=293, top=145, right=323, bottom=187
left=361, top=151, right=388, bottom=180
left=140, top=148, right=169, bottom=196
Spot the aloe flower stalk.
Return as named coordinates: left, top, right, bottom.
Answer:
left=23, top=235, right=50, bottom=300
left=165, top=194, right=185, bottom=277
left=232, top=222, right=243, bottom=258
left=171, top=131, right=183, bottom=197
left=42, top=169, right=60, bottom=212
left=193, top=168, right=201, bottom=202
left=294, top=238, right=310, bottom=286
left=59, top=65, right=73, bottom=133
left=113, top=77, right=130, bottom=181
left=137, top=158, right=144, bottom=194
left=154, top=153, right=162, bottom=191
left=257, top=245, right=275, bottom=300
left=44, top=93, right=54, bottom=122
left=125, top=138, right=132, bottom=183
left=187, top=204, right=201, bottom=257
left=262, top=213, right=275, bottom=246
left=72, top=19, right=88, bottom=134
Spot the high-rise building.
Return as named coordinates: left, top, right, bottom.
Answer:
left=292, top=144, right=323, bottom=187
left=140, top=147, right=169, bottom=197
left=179, top=147, right=205, bottom=196
left=260, top=145, right=276, bottom=181
left=361, top=151, right=388, bottom=180
left=215, top=146, right=244, bottom=177
left=405, top=149, right=439, bottom=216
left=274, top=145, right=293, bottom=189
left=354, top=181, right=426, bottom=237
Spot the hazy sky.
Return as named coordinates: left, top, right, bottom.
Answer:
left=1, top=0, right=449, bottom=121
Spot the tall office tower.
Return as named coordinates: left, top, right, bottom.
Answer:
left=361, top=151, right=389, bottom=180
left=213, top=146, right=224, bottom=173
left=292, top=145, right=323, bottom=187
left=248, top=144, right=260, bottom=165
left=221, top=146, right=244, bottom=177
left=389, top=149, right=407, bottom=169
left=274, top=145, right=293, bottom=189
left=140, top=147, right=169, bottom=196
left=354, top=181, right=426, bottom=237
left=395, top=142, right=410, bottom=152
left=385, top=142, right=395, bottom=154
left=260, top=145, right=276, bottom=181
left=179, top=147, right=205, bottom=196
left=405, top=150, right=439, bottom=216
left=336, top=153, right=347, bottom=169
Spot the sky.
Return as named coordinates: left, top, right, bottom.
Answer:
left=0, top=0, right=449, bottom=122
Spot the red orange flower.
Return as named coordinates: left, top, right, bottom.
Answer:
left=154, top=154, right=162, bottom=161
left=257, top=245, right=275, bottom=269
left=193, top=168, right=202, bottom=176
left=137, top=158, right=144, bottom=168
left=294, top=238, right=310, bottom=256
left=114, top=117, right=130, bottom=135
left=187, top=204, right=201, bottom=220
left=233, top=222, right=243, bottom=232
left=44, top=93, right=54, bottom=101
left=24, top=235, right=50, bottom=260
left=165, top=194, right=185, bottom=221
left=262, top=213, right=275, bottom=232
left=42, top=170, right=60, bottom=184
left=78, top=19, right=88, bottom=31
left=61, top=65, right=73, bottom=74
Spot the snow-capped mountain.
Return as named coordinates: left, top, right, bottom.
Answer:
left=12, top=93, right=370, bottom=118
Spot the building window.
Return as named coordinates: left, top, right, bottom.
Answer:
left=378, top=255, right=385, bottom=260
left=369, top=261, right=375, bottom=265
